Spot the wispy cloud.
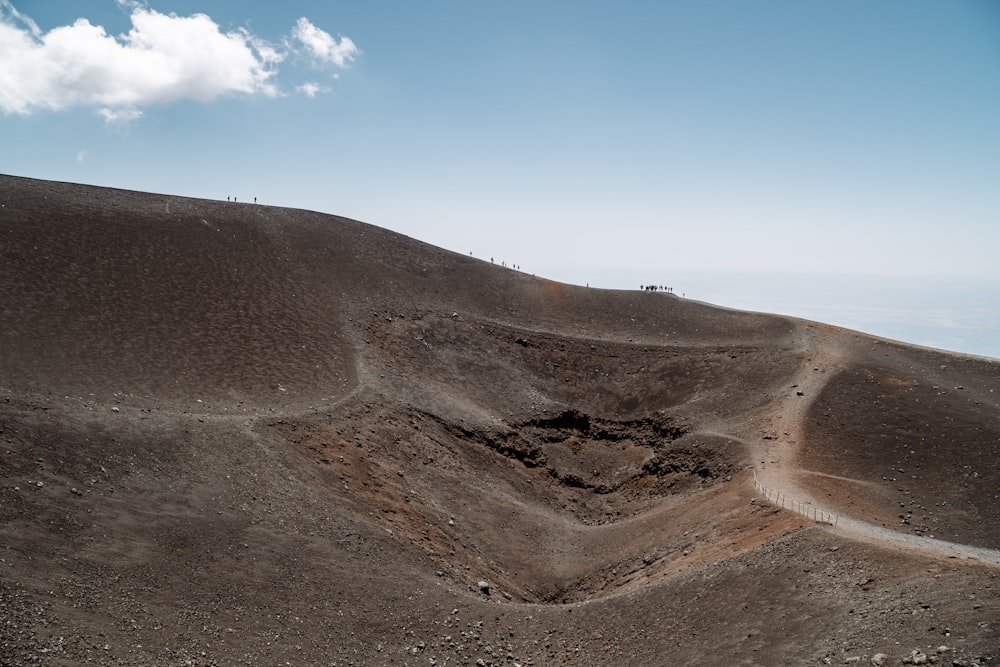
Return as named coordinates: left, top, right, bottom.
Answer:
left=0, top=0, right=38, bottom=36
left=291, top=17, right=358, bottom=68
left=99, top=107, right=144, bottom=125
left=0, top=2, right=358, bottom=123
left=296, top=82, right=328, bottom=98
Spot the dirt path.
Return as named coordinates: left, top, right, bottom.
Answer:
left=747, top=322, right=1000, bottom=567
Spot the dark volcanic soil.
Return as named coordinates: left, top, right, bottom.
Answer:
left=1, top=174, right=998, bottom=666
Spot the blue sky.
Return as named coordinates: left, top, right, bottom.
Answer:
left=2, top=1, right=999, bottom=354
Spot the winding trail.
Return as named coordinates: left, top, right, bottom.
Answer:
left=746, top=322, right=1000, bottom=567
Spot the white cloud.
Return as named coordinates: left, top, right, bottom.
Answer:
left=76, top=149, right=87, bottom=162
left=0, top=3, right=357, bottom=122
left=296, top=82, right=327, bottom=98
left=292, top=17, right=358, bottom=68
left=250, top=35, right=286, bottom=66
left=99, top=107, right=144, bottom=125
left=0, top=0, right=38, bottom=36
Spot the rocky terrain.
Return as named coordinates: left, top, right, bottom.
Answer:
left=1, top=174, right=998, bottom=665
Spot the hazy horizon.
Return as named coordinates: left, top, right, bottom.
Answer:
left=2, top=1, right=997, bottom=360
left=541, top=267, right=1000, bottom=361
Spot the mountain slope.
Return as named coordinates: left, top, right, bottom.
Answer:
left=1, top=174, right=998, bottom=666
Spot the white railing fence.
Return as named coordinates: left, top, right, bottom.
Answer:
left=752, top=469, right=838, bottom=526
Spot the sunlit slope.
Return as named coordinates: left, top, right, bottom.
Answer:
left=1, top=173, right=794, bottom=413
left=800, top=340, right=1000, bottom=549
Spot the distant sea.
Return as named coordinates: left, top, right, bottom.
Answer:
left=551, top=269, right=1000, bottom=361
